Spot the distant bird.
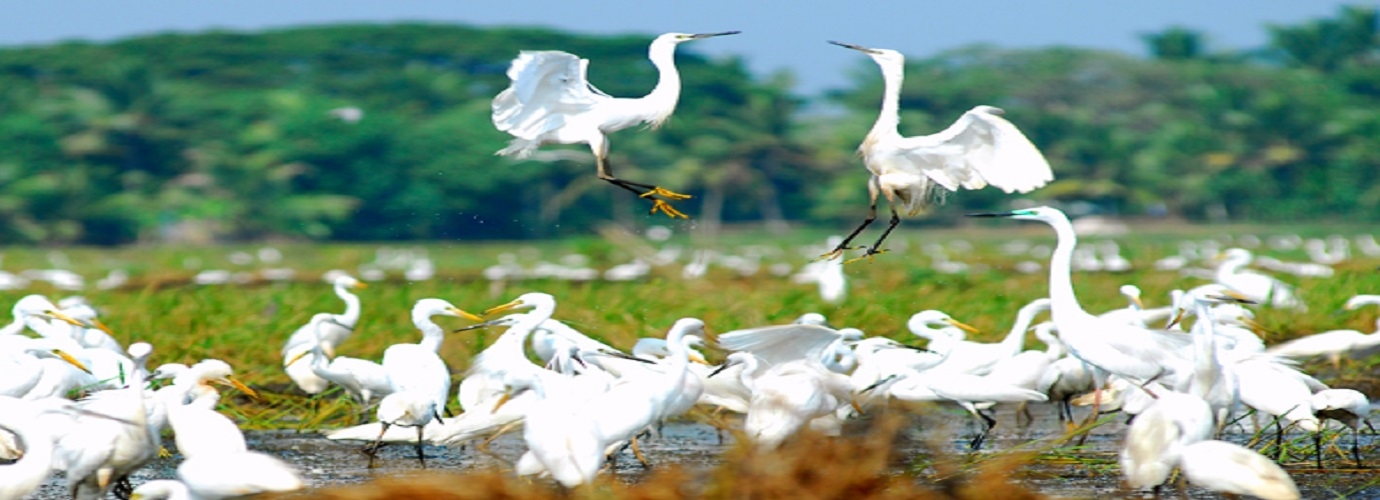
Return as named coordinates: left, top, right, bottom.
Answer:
left=822, top=41, right=1053, bottom=261
left=492, top=31, right=739, bottom=219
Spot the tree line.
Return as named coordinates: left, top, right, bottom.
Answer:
left=0, top=6, right=1376, bottom=245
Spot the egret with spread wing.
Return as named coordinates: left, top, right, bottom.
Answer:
left=493, top=31, right=739, bottom=219
left=824, top=41, right=1053, bottom=261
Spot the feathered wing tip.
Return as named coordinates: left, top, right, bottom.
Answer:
left=968, top=106, right=1054, bottom=194
left=491, top=50, right=596, bottom=142
left=495, top=138, right=540, bottom=158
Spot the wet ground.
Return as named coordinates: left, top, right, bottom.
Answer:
left=25, top=404, right=1380, bottom=499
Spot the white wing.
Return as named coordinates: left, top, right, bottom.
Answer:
left=896, top=106, right=1053, bottom=194
left=492, top=51, right=607, bottom=140
left=716, top=324, right=843, bottom=365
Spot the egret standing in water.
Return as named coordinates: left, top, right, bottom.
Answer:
left=493, top=31, right=739, bottom=219
left=822, top=41, right=1053, bottom=261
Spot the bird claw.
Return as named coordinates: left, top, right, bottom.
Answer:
left=640, top=186, right=693, bottom=200
left=649, top=199, right=689, bottom=219
left=158, top=446, right=173, bottom=459
left=844, top=248, right=889, bottom=264
left=818, top=248, right=848, bottom=261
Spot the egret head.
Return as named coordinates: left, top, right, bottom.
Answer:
left=829, top=41, right=904, bottom=67
left=966, top=206, right=1066, bottom=223
left=333, top=274, right=367, bottom=290
left=656, top=31, right=741, bottom=45
left=483, top=292, right=556, bottom=317
left=414, top=298, right=484, bottom=322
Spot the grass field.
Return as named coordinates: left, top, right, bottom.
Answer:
left=4, top=222, right=1379, bottom=430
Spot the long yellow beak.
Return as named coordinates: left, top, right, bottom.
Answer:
left=944, top=318, right=980, bottom=334
left=447, top=307, right=484, bottom=322
left=688, top=352, right=710, bottom=365
left=483, top=299, right=525, bottom=316
left=53, top=349, right=92, bottom=374
left=491, top=391, right=514, bottom=413
left=1166, top=310, right=1187, bottom=329
left=1131, top=297, right=1145, bottom=310
left=89, top=319, right=116, bottom=336
left=353, top=282, right=368, bottom=290
left=286, top=349, right=312, bottom=366
left=215, top=376, right=260, bottom=400
left=44, top=310, right=85, bottom=327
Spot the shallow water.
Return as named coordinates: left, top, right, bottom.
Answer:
left=25, top=404, right=1380, bottom=499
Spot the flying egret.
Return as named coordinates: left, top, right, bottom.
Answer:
left=282, top=274, right=367, bottom=394
left=492, top=31, right=739, bottom=219
left=822, top=41, right=1053, bottom=261
left=1177, top=440, right=1300, bottom=500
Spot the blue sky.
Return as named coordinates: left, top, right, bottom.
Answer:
left=0, top=1, right=1369, bottom=94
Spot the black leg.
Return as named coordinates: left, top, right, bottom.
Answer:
left=970, top=410, right=997, bottom=451
left=1275, top=420, right=1285, bottom=462
left=597, top=155, right=690, bottom=218
left=822, top=203, right=878, bottom=260
left=1354, top=427, right=1364, bottom=469
left=364, top=422, right=391, bottom=469
left=854, top=207, right=901, bottom=260
left=1315, top=431, right=1323, bottom=469
left=416, top=426, right=427, bottom=468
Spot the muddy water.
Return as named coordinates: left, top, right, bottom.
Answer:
left=24, top=405, right=1380, bottom=499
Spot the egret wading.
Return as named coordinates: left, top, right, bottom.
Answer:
left=824, top=41, right=1053, bottom=262
left=493, top=31, right=739, bottom=219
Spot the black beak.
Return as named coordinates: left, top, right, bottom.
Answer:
left=708, top=363, right=734, bottom=378
left=452, top=319, right=504, bottom=333
left=692, top=31, right=740, bottom=39
left=827, top=40, right=877, bottom=54
left=966, top=212, right=1015, bottom=218
left=601, top=350, right=657, bottom=365
left=860, top=374, right=899, bottom=394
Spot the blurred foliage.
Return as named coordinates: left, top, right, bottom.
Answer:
left=0, top=6, right=1378, bottom=245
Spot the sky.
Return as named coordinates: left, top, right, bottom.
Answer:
left=0, top=1, right=1370, bottom=95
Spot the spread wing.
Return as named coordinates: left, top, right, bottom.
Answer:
left=716, top=324, right=843, bottom=366
left=492, top=50, right=607, bottom=140
left=895, top=105, right=1053, bottom=194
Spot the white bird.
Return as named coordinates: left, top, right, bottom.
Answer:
left=864, top=369, right=1047, bottom=450
left=1177, top=440, right=1301, bottom=500
left=1309, top=388, right=1374, bottom=468
left=971, top=207, right=1192, bottom=421
left=717, top=321, right=862, bottom=373
left=822, top=41, right=1052, bottom=260
left=1215, top=248, right=1306, bottom=311
left=360, top=298, right=481, bottom=467
left=287, top=313, right=393, bottom=413
left=55, top=342, right=157, bottom=499
left=0, top=396, right=83, bottom=498
left=282, top=274, right=367, bottom=394
left=1266, top=294, right=1380, bottom=368
left=713, top=352, right=856, bottom=450
left=148, top=404, right=304, bottom=499
left=915, top=298, right=1051, bottom=376
left=492, top=31, right=739, bottom=219
left=1119, top=390, right=1213, bottom=493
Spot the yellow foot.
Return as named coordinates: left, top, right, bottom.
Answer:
left=843, top=248, right=889, bottom=264
left=649, top=199, right=689, bottom=219
left=818, top=248, right=847, bottom=261
left=639, top=186, right=693, bottom=201
left=159, top=446, right=173, bottom=459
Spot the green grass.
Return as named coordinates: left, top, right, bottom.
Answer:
left=3, top=223, right=1380, bottom=430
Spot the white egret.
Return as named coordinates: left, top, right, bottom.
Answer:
left=1098, top=284, right=1148, bottom=327
left=1266, top=294, right=1380, bottom=368
left=1177, top=440, right=1300, bottom=500
left=1032, top=323, right=1095, bottom=425
left=56, top=342, right=157, bottom=499
left=970, top=207, right=1192, bottom=423
left=916, top=298, right=1051, bottom=376
left=711, top=351, right=855, bottom=450
left=848, top=337, right=946, bottom=400
left=864, top=369, right=1047, bottom=450
left=282, top=274, right=367, bottom=394
left=1119, top=390, right=1213, bottom=493
left=0, top=335, right=93, bottom=398
left=359, top=298, right=481, bottom=467
left=136, top=406, right=304, bottom=499
left=1310, top=388, right=1374, bottom=468
left=0, top=396, right=80, bottom=498
left=1230, top=353, right=1323, bottom=461
left=1215, top=248, right=1306, bottom=311
left=287, top=313, right=392, bottom=413
left=492, top=31, right=739, bottom=219
left=822, top=42, right=1052, bottom=261
left=492, top=368, right=604, bottom=488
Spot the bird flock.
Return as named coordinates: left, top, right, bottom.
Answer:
left=1, top=31, right=1378, bottom=500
